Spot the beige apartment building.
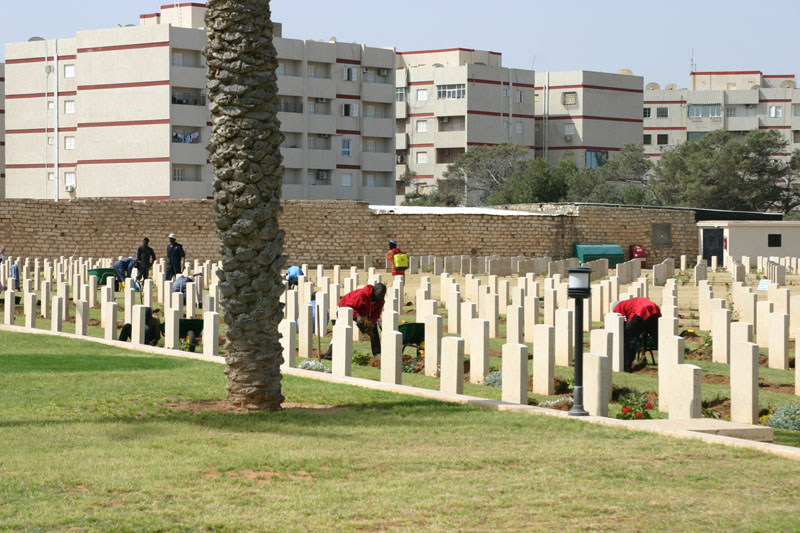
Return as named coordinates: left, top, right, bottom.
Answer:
left=395, top=48, right=536, bottom=194
left=643, top=70, right=799, bottom=161
left=534, top=69, right=644, bottom=168
left=0, top=63, right=5, bottom=198
left=4, top=2, right=395, bottom=203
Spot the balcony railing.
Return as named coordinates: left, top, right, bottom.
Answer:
left=172, top=131, right=201, bottom=144
left=172, top=92, right=206, bottom=106
left=278, top=99, right=304, bottom=113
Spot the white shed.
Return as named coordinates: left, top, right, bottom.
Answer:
left=697, top=220, right=800, bottom=266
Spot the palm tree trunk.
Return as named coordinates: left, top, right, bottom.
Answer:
left=205, top=0, right=285, bottom=410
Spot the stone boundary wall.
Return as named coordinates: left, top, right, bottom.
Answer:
left=0, top=199, right=698, bottom=265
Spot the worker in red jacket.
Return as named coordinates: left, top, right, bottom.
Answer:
left=613, top=297, right=661, bottom=373
left=323, top=283, right=386, bottom=360
left=385, top=240, right=408, bottom=277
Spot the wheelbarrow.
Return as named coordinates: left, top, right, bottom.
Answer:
left=179, top=318, right=204, bottom=352
left=88, top=268, right=116, bottom=285
left=398, top=322, right=425, bottom=357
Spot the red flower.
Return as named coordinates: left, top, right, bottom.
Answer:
left=644, top=402, right=654, bottom=410
left=622, top=406, right=632, bottom=414
left=635, top=412, right=644, bottom=419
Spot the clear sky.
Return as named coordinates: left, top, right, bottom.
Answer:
left=2, top=0, right=798, bottom=87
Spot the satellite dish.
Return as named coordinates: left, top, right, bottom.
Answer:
left=781, top=80, right=796, bottom=89
left=617, top=68, right=633, bottom=75
left=750, top=84, right=761, bottom=90
left=328, top=36, right=336, bottom=43
left=645, top=82, right=660, bottom=91
left=124, top=24, right=136, bottom=27
left=28, top=36, right=44, bottom=41
left=665, top=83, right=677, bottom=90
left=433, top=63, right=444, bottom=68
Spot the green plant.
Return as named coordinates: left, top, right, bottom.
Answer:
left=352, top=350, right=371, bottom=366
left=484, top=369, right=502, bottom=388
left=762, top=405, right=800, bottom=431
left=402, top=362, right=417, bottom=373
left=299, top=360, right=331, bottom=373
left=616, top=393, right=654, bottom=420
left=700, top=332, right=712, bottom=350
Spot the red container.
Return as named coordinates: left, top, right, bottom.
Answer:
left=630, top=245, right=647, bottom=268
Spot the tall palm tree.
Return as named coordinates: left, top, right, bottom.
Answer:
left=205, top=0, right=285, bottom=410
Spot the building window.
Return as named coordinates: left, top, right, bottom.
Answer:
left=47, top=172, right=55, bottom=182
left=437, top=84, right=465, bottom=100
left=768, top=234, right=782, bottom=247
left=585, top=150, right=608, bottom=169
left=794, top=105, right=800, bottom=117
left=643, top=134, right=652, bottom=145
left=48, top=136, right=54, bottom=146
left=688, top=131, right=708, bottom=141
left=342, top=103, right=359, bottom=117
left=416, top=120, right=427, bottom=133
left=657, top=134, right=669, bottom=145
left=416, top=151, right=428, bottom=164
left=366, top=140, right=377, bottom=153
left=65, top=136, right=75, bottom=150
left=395, top=87, right=406, bottom=102
left=342, top=67, right=357, bottom=81
left=726, top=107, right=737, bottom=118
left=562, top=92, right=578, bottom=106
left=688, top=104, right=722, bottom=118
left=64, top=64, right=75, bottom=78
left=534, top=93, right=540, bottom=102
left=341, top=138, right=351, bottom=156
left=172, top=167, right=185, bottom=181
left=416, top=88, right=428, bottom=102
left=563, top=123, right=576, bottom=136
left=727, top=82, right=736, bottom=90
left=516, top=90, right=524, bottom=103
left=643, top=107, right=651, bottom=118
left=769, top=105, right=782, bottom=118
left=64, top=172, right=76, bottom=188
left=562, top=151, right=575, bottom=162
left=64, top=100, right=75, bottom=114
left=503, top=88, right=510, bottom=98
left=656, top=107, right=668, bottom=118
left=365, top=174, right=376, bottom=187
left=341, top=173, right=352, bottom=187
left=309, top=170, right=330, bottom=185
left=47, top=101, right=54, bottom=110
left=515, top=122, right=523, bottom=135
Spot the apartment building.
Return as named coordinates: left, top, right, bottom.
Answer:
left=643, top=71, right=799, bottom=161
left=395, top=49, right=536, bottom=193
left=4, top=2, right=395, bottom=203
left=534, top=69, right=644, bottom=168
left=0, top=63, right=5, bottom=198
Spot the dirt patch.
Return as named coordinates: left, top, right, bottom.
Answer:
left=759, top=381, right=796, bottom=395
left=164, top=400, right=341, bottom=414
left=543, top=398, right=573, bottom=411
left=553, top=375, right=572, bottom=395
left=680, top=330, right=702, bottom=340
left=703, top=397, right=731, bottom=420
left=207, top=466, right=313, bottom=484
left=368, top=356, right=381, bottom=369
left=688, top=346, right=712, bottom=361
left=703, top=374, right=730, bottom=386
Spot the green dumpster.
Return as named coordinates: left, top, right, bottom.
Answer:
left=574, top=244, right=625, bottom=267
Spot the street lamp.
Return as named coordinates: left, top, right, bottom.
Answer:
left=567, top=265, right=592, bottom=416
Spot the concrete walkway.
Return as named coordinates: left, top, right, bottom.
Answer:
left=2, top=323, right=799, bottom=462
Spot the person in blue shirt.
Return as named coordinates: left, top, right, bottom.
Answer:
left=9, top=263, right=20, bottom=290
left=113, top=257, right=138, bottom=283
left=285, top=265, right=303, bottom=288
left=172, top=275, right=193, bottom=305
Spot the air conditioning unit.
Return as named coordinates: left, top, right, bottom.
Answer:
left=316, top=97, right=328, bottom=103
left=64, top=184, right=75, bottom=192
left=379, top=68, right=389, bottom=76
left=439, top=116, right=450, bottom=123
left=319, top=133, right=330, bottom=138
left=317, top=171, right=328, bottom=180
left=563, top=134, right=573, bottom=141
left=362, top=67, right=369, bottom=73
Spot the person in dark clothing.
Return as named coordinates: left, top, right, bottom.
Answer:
left=136, top=237, right=156, bottom=279
left=113, top=257, right=138, bottom=283
left=165, top=233, right=185, bottom=281
left=118, top=307, right=164, bottom=345
left=323, top=283, right=386, bottom=360
left=613, top=297, right=662, bottom=373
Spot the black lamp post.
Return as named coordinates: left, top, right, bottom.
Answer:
left=567, top=266, right=592, bottom=417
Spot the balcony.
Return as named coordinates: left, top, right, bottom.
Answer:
left=171, top=142, right=206, bottom=165
left=396, top=101, right=408, bottom=119
left=172, top=92, right=206, bottom=106
left=725, top=116, right=758, bottom=131
left=307, top=114, right=336, bottom=135
left=281, top=184, right=306, bottom=200
left=396, top=132, right=408, bottom=150
left=306, top=77, right=336, bottom=100
left=361, top=117, right=394, bottom=138
left=171, top=104, right=208, bottom=127
left=277, top=75, right=304, bottom=97
left=170, top=66, right=206, bottom=89
left=308, top=184, right=335, bottom=200
left=278, top=99, right=303, bottom=113
left=280, top=147, right=303, bottom=169
left=793, top=116, right=800, bottom=132
left=435, top=131, right=466, bottom=149
left=362, top=152, right=394, bottom=171
left=307, top=149, right=336, bottom=169
left=435, top=99, right=468, bottom=117
left=361, top=82, right=394, bottom=104
left=171, top=179, right=209, bottom=199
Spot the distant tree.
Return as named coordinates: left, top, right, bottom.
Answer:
left=620, top=184, right=649, bottom=205
left=442, top=144, right=532, bottom=205
left=483, top=158, right=571, bottom=205
left=402, top=178, right=463, bottom=207
left=599, top=144, right=659, bottom=204
left=565, top=168, right=620, bottom=204
left=655, top=130, right=792, bottom=211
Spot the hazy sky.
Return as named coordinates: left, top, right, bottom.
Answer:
left=2, top=0, right=798, bottom=86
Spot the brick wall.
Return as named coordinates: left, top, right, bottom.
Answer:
left=0, top=199, right=698, bottom=265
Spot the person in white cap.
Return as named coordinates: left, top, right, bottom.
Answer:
left=165, top=233, right=185, bottom=281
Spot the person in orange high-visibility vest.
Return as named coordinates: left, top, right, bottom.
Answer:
left=386, top=240, right=408, bottom=277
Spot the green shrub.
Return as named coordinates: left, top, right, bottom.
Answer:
left=484, top=370, right=502, bottom=388
left=298, top=360, right=331, bottom=373
left=352, top=351, right=371, bottom=366
left=763, top=404, right=800, bottom=431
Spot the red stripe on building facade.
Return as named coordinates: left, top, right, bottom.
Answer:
left=336, top=93, right=360, bottom=100
left=759, top=99, right=791, bottom=103
left=408, top=143, right=434, bottom=148
left=759, top=125, right=791, bottom=130
left=78, top=119, right=171, bottom=128
left=6, top=162, right=77, bottom=169
left=5, top=55, right=75, bottom=64
left=644, top=127, right=687, bottom=131
left=78, top=157, right=171, bottom=165
left=78, top=80, right=170, bottom=91
left=691, top=70, right=761, bottom=76
left=6, top=127, right=77, bottom=134
left=77, top=42, right=170, bottom=54
left=336, top=164, right=360, bottom=169
left=763, top=74, right=795, bottom=78
left=161, top=2, right=206, bottom=9
left=408, top=112, right=434, bottom=117
left=644, top=100, right=686, bottom=104
left=336, top=129, right=360, bottom=135
left=408, top=81, right=434, bottom=86
left=336, top=58, right=361, bottom=65
left=6, top=90, right=78, bottom=99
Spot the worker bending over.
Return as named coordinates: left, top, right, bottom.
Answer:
left=612, top=297, right=661, bottom=373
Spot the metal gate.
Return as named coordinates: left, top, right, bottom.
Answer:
left=702, top=228, right=724, bottom=265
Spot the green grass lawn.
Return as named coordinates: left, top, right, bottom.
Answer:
left=2, top=330, right=800, bottom=531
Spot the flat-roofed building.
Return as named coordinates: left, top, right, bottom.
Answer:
left=395, top=48, right=536, bottom=195
left=534, top=69, right=644, bottom=168
left=4, top=3, right=395, bottom=203
left=0, top=63, right=5, bottom=198
left=643, top=71, right=799, bottom=162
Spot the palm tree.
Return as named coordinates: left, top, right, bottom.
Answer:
left=205, top=0, right=285, bottom=410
